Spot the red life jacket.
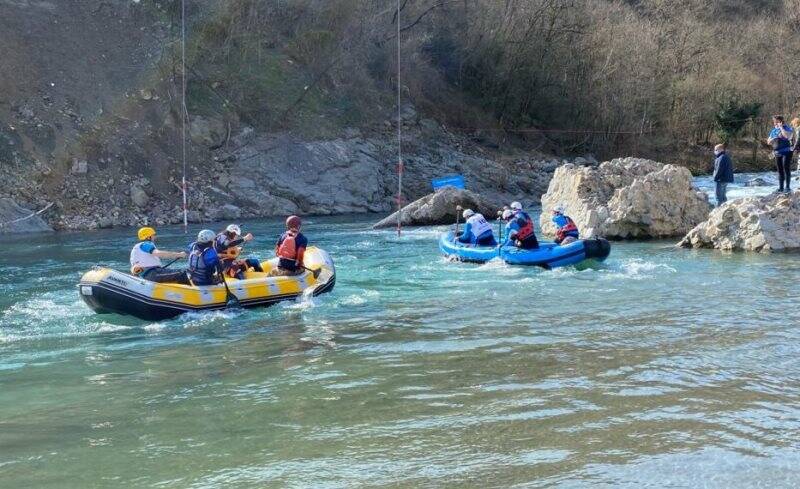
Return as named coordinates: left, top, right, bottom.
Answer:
left=516, top=213, right=534, bottom=240
left=556, top=217, right=578, bottom=241
left=277, top=231, right=299, bottom=261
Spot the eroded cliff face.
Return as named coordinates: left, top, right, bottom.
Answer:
left=0, top=0, right=575, bottom=231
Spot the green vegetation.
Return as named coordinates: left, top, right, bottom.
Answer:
left=164, top=0, right=800, bottom=162
left=715, top=98, right=762, bottom=144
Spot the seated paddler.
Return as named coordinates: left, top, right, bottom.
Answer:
left=129, top=227, right=189, bottom=284
left=456, top=208, right=497, bottom=247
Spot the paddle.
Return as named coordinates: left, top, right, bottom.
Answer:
left=496, top=210, right=504, bottom=244
left=217, top=264, right=241, bottom=309
left=301, top=265, right=322, bottom=279
left=161, top=256, right=182, bottom=269
left=454, top=205, right=462, bottom=240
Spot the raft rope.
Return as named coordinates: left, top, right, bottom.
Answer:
left=0, top=202, right=53, bottom=229
left=395, top=0, right=404, bottom=237
left=180, top=0, right=189, bottom=233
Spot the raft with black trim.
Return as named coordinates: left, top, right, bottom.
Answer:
left=78, top=246, right=335, bottom=321
left=439, top=232, right=611, bottom=268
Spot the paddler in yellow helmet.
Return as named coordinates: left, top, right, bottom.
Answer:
left=129, top=227, right=190, bottom=284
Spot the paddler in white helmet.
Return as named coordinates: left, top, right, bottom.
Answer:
left=215, top=224, right=262, bottom=278
left=551, top=204, right=580, bottom=245
left=456, top=208, right=497, bottom=246
left=504, top=201, right=539, bottom=249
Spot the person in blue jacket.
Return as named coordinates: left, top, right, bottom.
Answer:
left=767, top=115, right=794, bottom=193
left=551, top=204, right=580, bottom=245
left=187, top=229, right=223, bottom=286
left=503, top=201, right=539, bottom=249
left=457, top=208, right=497, bottom=246
left=712, top=143, right=734, bottom=205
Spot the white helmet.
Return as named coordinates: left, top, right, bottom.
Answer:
left=462, top=208, right=475, bottom=219
left=197, top=229, right=216, bottom=243
left=502, top=209, right=514, bottom=220
left=510, top=201, right=523, bottom=211
left=225, top=224, right=241, bottom=235
left=553, top=204, right=566, bottom=214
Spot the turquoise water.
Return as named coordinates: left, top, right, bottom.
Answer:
left=2, top=206, right=800, bottom=486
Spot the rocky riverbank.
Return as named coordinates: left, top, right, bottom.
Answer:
left=2, top=106, right=596, bottom=231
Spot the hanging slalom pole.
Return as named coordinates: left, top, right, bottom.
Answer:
left=395, top=0, right=403, bottom=237
left=180, top=0, right=189, bottom=233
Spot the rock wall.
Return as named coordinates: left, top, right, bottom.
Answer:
left=679, top=192, right=800, bottom=252
left=540, top=157, right=711, bottom=239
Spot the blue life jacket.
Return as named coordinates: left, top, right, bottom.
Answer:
left=188, top=242, right=220, bottom=286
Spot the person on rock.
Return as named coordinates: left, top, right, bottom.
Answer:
left=269, top=215, right=308, bottom=277
left=712, top=143, right=734, bottom=205
left=129, top=227, right=189, bottom=284
left=551, top=204, right=580, bottom=245
left=215, top=224, right=262, bottom=279
left=767, top=115, right=794, bottom=193
left=793, top=117, right=800, bottom=171
left=456, top=208, right=497, bottom=246
left=187, top=229, right=223, bottom=286
left=504, top=201, right=539, bottom=249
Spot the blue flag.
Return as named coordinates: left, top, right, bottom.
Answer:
left=432, top=175, right=465, bottom=191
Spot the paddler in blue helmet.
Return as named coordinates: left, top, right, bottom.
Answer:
left=456, top=208, right=497, bottom=247
left=551, top=204, right=580, bottom=245
left=504, top=201, right=539, bottom=249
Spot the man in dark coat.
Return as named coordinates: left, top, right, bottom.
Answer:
left=712, top=143, right=734, bottom=205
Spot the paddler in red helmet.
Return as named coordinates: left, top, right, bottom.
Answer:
left=269, top=215, right=309, bottom=276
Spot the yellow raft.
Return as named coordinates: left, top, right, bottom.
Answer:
left=78, top=247, right=335, bottom=321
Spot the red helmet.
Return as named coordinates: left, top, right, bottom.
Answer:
left=286, top=215, right=302, bottom=230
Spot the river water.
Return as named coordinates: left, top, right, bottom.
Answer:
left=1, top=175, right=799, bottom=488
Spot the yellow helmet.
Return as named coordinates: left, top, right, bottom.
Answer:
left=137, top=227, right=156, bottom=241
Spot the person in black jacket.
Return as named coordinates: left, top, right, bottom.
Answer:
left=712, top=143, right=734, bottom=205
left=214, top=224, right=262, bottom=278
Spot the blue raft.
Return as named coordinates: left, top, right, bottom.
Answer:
left=439, top=232, right=611, bottom=268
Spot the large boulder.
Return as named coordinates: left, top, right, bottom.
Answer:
left=679, top=192, right=800, bottom=252
left=540, top=157, right=711, bottom=239
left=372, top=187, right=496, bottom=228
left=0, top=198, right=53, bottom=233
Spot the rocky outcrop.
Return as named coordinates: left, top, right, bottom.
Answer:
left=0, top=198, right=53, bottom=233
left=228, top=131, right=557, bottom=218
left=679, top=192, right=800, bottom=252
left=372, top=187, right=496, bottom=228
left=540, top=157, right=711, bottom=239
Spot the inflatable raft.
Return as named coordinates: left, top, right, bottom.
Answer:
left=78, top=247, right=335, bottom=321
left=439, top=232, right=610, bottom=268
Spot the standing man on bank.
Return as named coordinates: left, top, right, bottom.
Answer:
left=712, top=143, right=734, bottom=205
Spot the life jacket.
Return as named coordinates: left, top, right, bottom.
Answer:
left=277, top=231, right=299, bottom=261
left=129, top=241, right=162, bottom=270
left=466, top=214, right=492, bottom=241
left=514, top=211, right=535, bottom=241
left=554, top=215, right=579, bottom=241
left=188, top=242, right=216, bottom=285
